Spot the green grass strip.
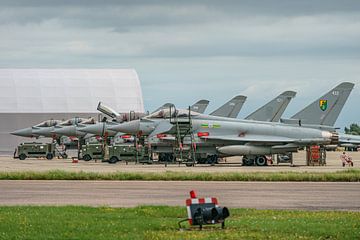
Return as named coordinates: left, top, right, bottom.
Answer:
left=0, top=206, right=359, bottom=239
left=0, top=169, right=359, bottom=181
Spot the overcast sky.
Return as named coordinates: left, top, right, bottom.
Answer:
left=1, top=0, right=359, bottom=129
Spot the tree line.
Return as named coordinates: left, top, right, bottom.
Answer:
left=344, top=123, right=360, bottom=135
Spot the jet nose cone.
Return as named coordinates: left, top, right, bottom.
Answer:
left=11, top=127, right=35, bottom=137
left=108, top=120, right=140, bottom=134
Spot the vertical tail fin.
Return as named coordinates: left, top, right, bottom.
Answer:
left=190, top=99, right=210, bottom=113
left=245, top=91, right=296, bottom=122
left=152, top=103, right=174, bottom=113
left=210, top=95, right=247, bottom=118
left=290, top=82, right=354, bottom=126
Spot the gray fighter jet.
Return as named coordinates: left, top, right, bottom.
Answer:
left=79, top=100, right=211, bottom=137
left=11, top=118, right=95, bottom=139
left=79, top=96, right=248, bottom=137
left=108, top=106, right=337, bottom=165
left=11, top=119, right=62, bottom=138
left=108, top=91, right=298, bottom=164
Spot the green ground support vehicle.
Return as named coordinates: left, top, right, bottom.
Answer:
left=81, top=143, right=104, bottom=161
left=80, top=142, right=152, bottom=164
left=105, top=144, right=152, bottom=164
left=14, top=142, right=57, bottom=160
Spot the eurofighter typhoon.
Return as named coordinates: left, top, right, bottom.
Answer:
left=108, top=105, right=337, bottom=166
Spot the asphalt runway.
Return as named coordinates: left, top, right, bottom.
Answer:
left=1, top=181, right=359, bottom=211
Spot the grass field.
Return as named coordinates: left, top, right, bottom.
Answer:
left=0, top=206, right=359, bottom=240
left=0, top=169, right=359, bottom=181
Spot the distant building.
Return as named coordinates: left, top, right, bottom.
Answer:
left=0, top=69, right=144, bottom=153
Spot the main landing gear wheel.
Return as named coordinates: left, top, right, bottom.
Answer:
left=242, top=156, right=254, bottom=166
left=255, top=156, right=267, bottom=166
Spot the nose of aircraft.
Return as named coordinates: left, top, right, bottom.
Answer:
left=108, top=120, right=140, bottom=134
left=11, top=127, right=35, bottom=137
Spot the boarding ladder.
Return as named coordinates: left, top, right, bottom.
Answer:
left=170, top=106, right=197, bottom=166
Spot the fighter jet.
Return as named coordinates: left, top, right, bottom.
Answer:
left=11, top=119, right=62, bottom=138
left=79, top=100, right=211, bottom=137
left=11, top=117, right=95, bottom=140
left=108, top=91, right=298, bottom=164
left=108, top=106, right=337, bottom=165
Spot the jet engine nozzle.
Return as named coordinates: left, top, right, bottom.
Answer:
left=330, top=132, right=339, bottom=145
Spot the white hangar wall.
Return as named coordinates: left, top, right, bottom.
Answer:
left=0, top=69, right=144, bottom=153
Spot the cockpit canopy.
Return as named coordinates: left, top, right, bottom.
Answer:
left=59, top=117, right=95, bottom=126
left=146, top=107, right=200, bottom=119
left=34, top=120, right=61, bottom=128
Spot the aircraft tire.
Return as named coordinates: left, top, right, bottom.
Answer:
left=255, top=156, right=267, bottom=166
left=108, top=156, right=118, bottom=164
left=242, top=156, right=254, bottom=166
left=46, top=153, right=54, bottom=160
left=19, top=154, right=26, bottom=160
left=83, top=154, right=92, bottom=161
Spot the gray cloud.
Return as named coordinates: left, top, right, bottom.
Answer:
left=0, top=1, right=359, bottom=127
